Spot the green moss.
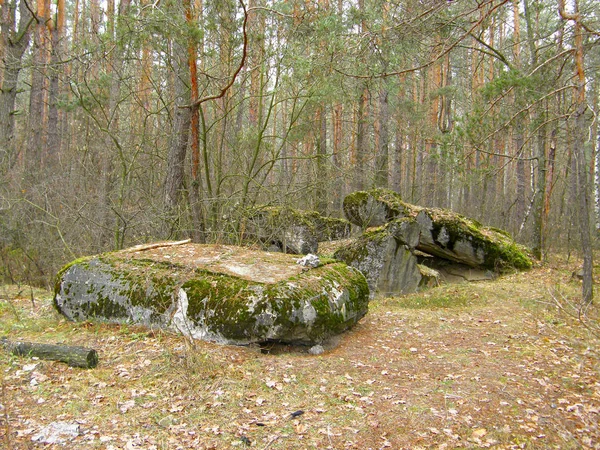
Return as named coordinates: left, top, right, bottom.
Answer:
left=429, top=212, right=532, bottom=271
left=182, top=273, right=255, bottom=328
left=116, top=262, right=181, bottom=314
left=163, top=260, right=369, bottom=343
left=314, top=216, right=351, bottom=241
left=54, top=247, right=370, bottom=344
left=53, top=256, right=93, bottom=296
left=267, top=263, right=368, bottom=342
left=83, top=285, right=129, bottom=319
left=248, top=205, right=320, bottom=231
left=343, top=189, right=411, bottom=227
left=342, top=190, right=370, bottom=208
left=333, top=222, right=391, bottom=264
left=317, top=256, right=338, bottom=266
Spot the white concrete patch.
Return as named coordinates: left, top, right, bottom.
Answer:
left=302, top=303, right=317, bottom=324
left=171, top=289, right=228, bottom=344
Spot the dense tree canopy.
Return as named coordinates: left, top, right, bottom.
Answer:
left=1, top=0, right=599, bottom=294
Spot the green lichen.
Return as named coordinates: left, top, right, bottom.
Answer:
left=81, top=284, right=129, bottom=319
left=313, top=216, right=351, bottom=241
left=265, top=263, right=369, bottom=342
left=114, top=259, right=182, bottom=315
left=53, top=256, right=93, bottom=296
left=247, top=205, right=319, bottom=231
left=317, top=256, right=338, bottom=266
left=333, top=222, right=392, bottom=264
left=181, top=272, right=257, bottom=336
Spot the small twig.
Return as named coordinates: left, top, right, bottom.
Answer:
left=126, top=239, right=191, bottom=253
left=262, top=434, right=279, bottom=450
left=548, top=287, right=600, bottom=339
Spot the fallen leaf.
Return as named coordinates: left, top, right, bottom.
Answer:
left=472, top=428, right=487, bottom=438
left=119, top=400, right=135, bottom=414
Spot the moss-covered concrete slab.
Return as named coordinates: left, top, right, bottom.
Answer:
left=335, top=189, right=532, bottom=297
left=334, top=219, right=425, bottom=297
left=244, top=206, right=351, bottom=254
left=343, top=189, right=409, bottom=228
left=53, top=242, right=369, bottom=345
left=414, top=208, right=532, bottom=270
left=342, top=189, right=532, bottom=271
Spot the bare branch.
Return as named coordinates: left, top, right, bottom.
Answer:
left=184, top=0, right=248, bottom=109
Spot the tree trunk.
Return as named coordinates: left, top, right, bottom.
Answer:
left=355, top=86, right=369, bottom=191
left=531, top=110, right=547, bottom=260
left=374, top=88, right=389, bottom=188
left=559, top=0, right=593, bottom=304
left=573, top=36, right=592, bottom=305
left=27, top=0, right=50, bottom=168
left=332, top=102, right=343, bottom=211
left=164, top=39, right=192, bottom=228
left=101, top=0, right=131, bottom=249
left=186, top=0, right=205, bottom=243
left=515, top=130, right=526, bottom=232
left=315, top=106, right=327, bottom=214
left=46, top=0, right=65, bottom=160
left=0, top=0, right=31, bottom=173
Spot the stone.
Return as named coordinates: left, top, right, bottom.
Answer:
left=308, top=344, right=325, bottom=355
left=32, top=422, right=80, bottom=444
left=333, top=219, right=424, bottom=297
left=244, top=206, right=350, bottom=255
left=417, top=255, right=495, bottom=283
left=414, top=208, right=532, bottom=270
left=314, top=215, right=352, bottom=241
left=417, top=264, right=441, bottom=287
left=335, top=189, right=531, bottom=297
left=343, top=189, right=407, bottom=228
left=244, top=206, right=318, bottom=254
left=297, top=253, right=320, bottom=268
left=343, top=189, right=532, bottom=271
left=54, top=242, right=369, bottom=345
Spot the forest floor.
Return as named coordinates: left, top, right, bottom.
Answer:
left=1, top=255, right=599, bottom=449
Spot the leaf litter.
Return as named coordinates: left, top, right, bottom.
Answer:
left=0, top=258, right=599, bottom=449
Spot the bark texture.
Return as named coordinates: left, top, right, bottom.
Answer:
left=1, top=338, right=98, bottom=368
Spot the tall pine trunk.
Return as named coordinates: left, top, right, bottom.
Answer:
left=46, top=0, right=65, bottom=160
left=27, top=0, right=50, bottom=168
left=559, top=0, right=593, bottom=304
left=0, top=0, right=31, bottom=173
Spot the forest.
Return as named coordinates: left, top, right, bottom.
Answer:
left=1, top=0, right=599, bottom=294
left=2, top=1, right=600, bottom=448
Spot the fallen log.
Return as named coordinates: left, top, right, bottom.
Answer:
left=1, top=337, right=98, bottom=369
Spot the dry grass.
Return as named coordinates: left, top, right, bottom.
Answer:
left=1, top=257, right=599, bottom=449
